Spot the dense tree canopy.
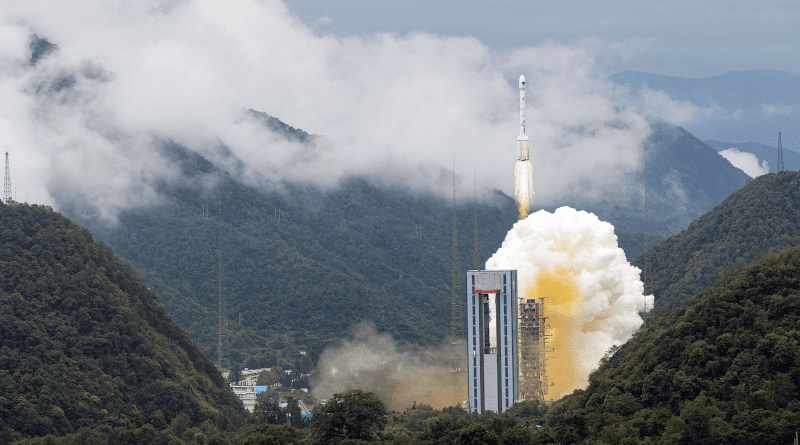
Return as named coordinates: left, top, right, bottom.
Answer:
left=0, top=203, right=246, bottom=440
left=310, top=390, right=388, bottom=443
left=633, top=171, right=800, bottom=310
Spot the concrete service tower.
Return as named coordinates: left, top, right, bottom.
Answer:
left=514, top=75, right=534, bottom=219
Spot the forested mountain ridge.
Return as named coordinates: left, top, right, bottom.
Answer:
left=535, top=245, right=800, bottom=444
left=0, top=202, right=246, bottom=441
left=632, top=170, right=800, bottom=310
left=69, top=116, right=752, bottom=375
left=80, top=140, right=520, bottom=373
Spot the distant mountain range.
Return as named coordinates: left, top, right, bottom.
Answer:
left=610, top=69, right=800, bottom=144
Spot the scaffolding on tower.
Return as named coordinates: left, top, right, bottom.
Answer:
left=518, top=298, right=548, bottom=402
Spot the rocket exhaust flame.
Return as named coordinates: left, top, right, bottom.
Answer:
left=487, top=207, right=653, bottom=399
left=514, top=75, right=534, bottom=219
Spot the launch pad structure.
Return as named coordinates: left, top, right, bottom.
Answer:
left=518, top=297, right=548, bottom=402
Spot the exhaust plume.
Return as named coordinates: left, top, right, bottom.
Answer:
left=486, top=206, right=652, bottom=399
left=514, top=160, right=533, bottom=219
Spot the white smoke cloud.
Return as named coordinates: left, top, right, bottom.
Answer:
left=760, top=103, right=792, bottom=116
left=0, top=0, right=691, bottom=219
left=718, top=148, right=769, bottom=178
left=485, top=206, right=652, bottom=399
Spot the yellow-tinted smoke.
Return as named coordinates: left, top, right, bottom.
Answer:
left=526, top=270, right=583, bottom=400
left=518, top=204, right=529, bottom=220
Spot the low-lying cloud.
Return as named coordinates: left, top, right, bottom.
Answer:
left=0, top=0, right=711, bottom=220
left=719, top=148, right=769, bottom=177
left=760, top=103, right=793, bottom=116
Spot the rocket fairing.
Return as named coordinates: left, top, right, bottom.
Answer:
left=514, top=74, right=534, bottom=220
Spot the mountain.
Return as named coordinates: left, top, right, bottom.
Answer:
left=0, top=202, right=246, bottom=441
left=61, top=115, right=752, bottom=375
left=610, top=69, right=800, bottom=142
left=632, top=171, right=800, bottom=310
left=704, top=139, right=800, bottom=174
left=560, top=120, right=750, bottom=259
left=73, top=140, right=520, bottom=374
left=534, top=245, right=800, bottom=444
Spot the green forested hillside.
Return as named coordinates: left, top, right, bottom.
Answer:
left=78, top=142, right=519, bottom=373
left=534, top=245, right=800, bottom=444
left=633, top=171, right=800, bottom=310
left=69, top=125, right=751, bottom=374
left=0, top=203, right=246, bottom=441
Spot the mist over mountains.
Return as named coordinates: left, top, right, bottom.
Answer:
left=610, top=69, right=800, bottom=145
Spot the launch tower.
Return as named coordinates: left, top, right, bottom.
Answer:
left=518, top=298, right=548, bottom=402
left=466, top=270, right=519, bottom=413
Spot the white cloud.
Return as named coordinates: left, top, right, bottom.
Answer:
left=760, top=103, right=792, bottom=116
left=0, top=0, right=698, bottom=219
left=719, top=148, right=769, bottom=178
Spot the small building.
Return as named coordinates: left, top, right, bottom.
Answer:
left=229, top=378, right=259, bottom=412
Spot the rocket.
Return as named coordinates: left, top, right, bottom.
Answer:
left=514, top=75, right=534, bottom=219
left=517, top=75, right=529, bottom=161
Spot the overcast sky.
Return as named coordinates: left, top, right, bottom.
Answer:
left=283, top=0, right=800, bottom=78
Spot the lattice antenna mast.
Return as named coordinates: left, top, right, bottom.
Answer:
left=3, top=152, right=10, bottom=205
left=450, top=160, right=465, bottom=406
left=216, top=193, right=227, bottom=371
left=643, top=147, right=650, bottom=329
left=777, top=131, right=785, bottom=172
left=473, top=171, right=479, bottom=270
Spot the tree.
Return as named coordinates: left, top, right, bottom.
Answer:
left=309, top=390, right=387, bottom=443
left=253, top=393, right=284, bottom=425
left=238, top=424, right=301, bottom=445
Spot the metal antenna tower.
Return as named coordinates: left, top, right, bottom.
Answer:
left=216, top=193, right=228, bottom=371
left=450, top=161, right=465, bottom=407
left=473, top=171, right=479, bottom=270
left=643, top=148, right=650, bottom=329
left=777, top=131, right=785, bottom=172
left=3, top=152, right=10, bottom=205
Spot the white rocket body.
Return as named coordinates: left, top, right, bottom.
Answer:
left=514, top=75, right=534, bottom=218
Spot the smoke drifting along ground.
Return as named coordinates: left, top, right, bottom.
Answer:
left=486, top=206, right=652, bottom=399
left=312, top=323, right=464, bottom=411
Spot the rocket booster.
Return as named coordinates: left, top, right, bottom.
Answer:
left=514, top=74, right=534, bottom=220
left=517, top=75, right=529, bottom=161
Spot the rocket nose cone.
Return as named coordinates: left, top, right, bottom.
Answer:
left=519, top=75, right=526, bottom=89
